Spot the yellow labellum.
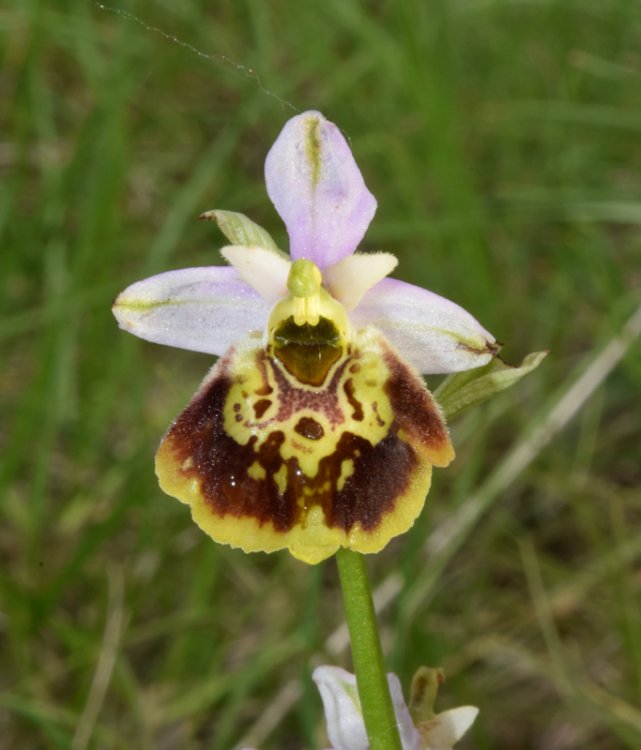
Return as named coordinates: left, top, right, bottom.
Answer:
left=155, top=261, right=454, bottom=563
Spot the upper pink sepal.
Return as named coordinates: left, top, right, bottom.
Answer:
left=265, top=111, right=377, bottom=268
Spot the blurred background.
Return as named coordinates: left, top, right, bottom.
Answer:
left=2, top=1, right=641, bottom=748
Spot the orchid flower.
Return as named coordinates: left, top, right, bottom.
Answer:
left=243, top=666, right=478, bottom=750
left=313, top=666, right=478, bottom=750
left=113, top=111, right=497, bottom=564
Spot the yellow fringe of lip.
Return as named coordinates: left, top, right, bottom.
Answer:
left=157, top=451, right=433, bottom=565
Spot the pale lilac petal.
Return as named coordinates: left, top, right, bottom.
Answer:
left=312, top=667, right=422, bottom=750
left=387, top=673, right=424, bottom=750
left=323, top=252, right=398, bottom=311
left=420, top=706, right=479, bottom=749
left=265, top=111, right=377, bottom=268
left=113, top=267, right=269, bottom=356
left=351, top=277, right=497, bottom=374
left=220, top=244, right=290, bottom=303
left=313, top=667, right=369, bottom=750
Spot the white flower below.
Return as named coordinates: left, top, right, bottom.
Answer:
left=243, top=665, right=478, bottom=750
left=313, top=666, right=477, bottom=750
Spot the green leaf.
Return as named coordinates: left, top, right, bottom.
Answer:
left=201, top=209, right=283, bottom=253
left=435, top=351, right=548, bottom=420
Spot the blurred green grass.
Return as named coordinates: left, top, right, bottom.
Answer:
left=2, top=1, right=641, bottom=748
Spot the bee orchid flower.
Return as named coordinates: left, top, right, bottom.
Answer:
left=113, top=111, right=497, bottom=564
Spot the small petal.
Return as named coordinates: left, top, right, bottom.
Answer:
left=324, top=252, right=398, bottom=311
left=419, top=706, right=479, bottom=750
left=113, top=267, right=270, bottom=356
left=265, top=111, right=377, bottom=268
left=200, top=209, right=281, bottom=251
left=351, top=278, right=498, bottom=374
left=220, top=244, right=291, bottom=303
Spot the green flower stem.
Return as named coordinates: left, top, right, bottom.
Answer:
left=335, top=548, right=403, bottom=750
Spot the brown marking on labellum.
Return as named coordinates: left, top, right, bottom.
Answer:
left=382, top=350, right=450, bottom=458
left=255, top=356, right=274, bottom=395
left=165, top=376, right=299, bottom=532
left=253, top=398, right=272, bottom=419
left=164, top=365, right=420, bottom=535
left=290, top=438, right=310, bottom=454
left=343, top=378, right=364, bottom=421
left=294, top=416, right=324, bottom=440
left=266, top=351, right=348, bottom=428
left=372, top=401, right=385, bottom=427
left=324, top=431, right=417, bottom=531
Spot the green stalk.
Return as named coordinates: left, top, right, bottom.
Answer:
left=335, top=548, right=403, bottom=750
